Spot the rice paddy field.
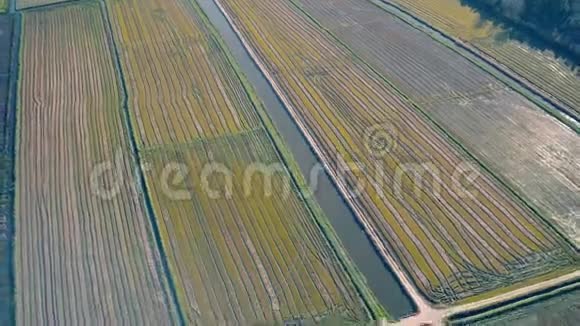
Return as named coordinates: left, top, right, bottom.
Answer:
left=7, top=0, right=580, bottom=323
left=215, top=0, right=579, bottom=305
left=16, top=4, right=180, bottom=324
left=105, top=0, right=263, bottom=148
left=384, top=0, right=580, bottom=122
left=140, top=131, right=377, bottom=323
left=290, top=0, right=580, bottom=246
left=104, top=0, right=381, bottom=323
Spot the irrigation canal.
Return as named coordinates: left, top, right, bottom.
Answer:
left=0, top=6, right=19, bottom=325
left=197, top=0, right=416, bottom=319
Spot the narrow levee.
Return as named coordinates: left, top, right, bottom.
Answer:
left=446, top=278, right=579, bottom=324
left=196, top=0, right=416, bottom=319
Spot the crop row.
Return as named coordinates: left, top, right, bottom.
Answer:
left=142, top=130, right=373, bottom=323
left=386, top=0, right=580, bottom=121
left=291, top=0, right=580, bottom=246
left=104, top=0, right=379, bottom=323
left=216, top=0, right=578, bottom=304
left=106, top=0, right=262, bottom=148
left=16, top=4, right=179, bottom=324
left=292, top=0, right=500, bottom=101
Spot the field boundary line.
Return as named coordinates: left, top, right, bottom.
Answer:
left=12, top=12, right=21, bottom=326
left=287, top=0, right=579, bottom=253
left=97, top=1, right=185, bottom=324
left=16, top=0, right=83, bottom=12
left=397, top=271, right=580, bottom=324
left=370, top=0, right=580, bottom=133
left=446, top=279, right=579, bottom=324
left=193, top=0, right=390, bottom=321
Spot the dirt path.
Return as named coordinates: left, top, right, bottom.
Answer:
left=395, top=270, right=579, bottom=325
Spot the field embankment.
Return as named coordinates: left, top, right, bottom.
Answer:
left=214, top=0, right=579, bottom=305
left=16, top=0, right=76, bottom=10
left=291, top=0, right=580, bottom=247
left=104, top=0, right=383, bottom=323
left=447, top=280, right=579, bottom=325
left=16, top=3, right=180, bottom=324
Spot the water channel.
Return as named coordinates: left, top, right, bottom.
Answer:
left=196, top=0, right=416, bottom=319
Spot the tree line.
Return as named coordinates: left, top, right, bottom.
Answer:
left=462, top=0, right=580, bottom=61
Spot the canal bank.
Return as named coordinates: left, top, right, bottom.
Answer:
left=196, top=0, right=416, bottom=320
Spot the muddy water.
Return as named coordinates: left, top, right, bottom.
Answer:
left=196, top=0, right=416, bottom=319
